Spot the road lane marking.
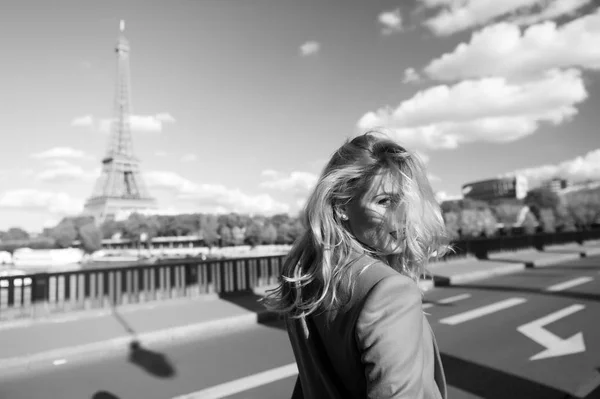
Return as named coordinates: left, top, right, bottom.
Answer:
left=172, top=362, right=298, bottom=399
left=423, top=293, right=471, bottom=309
left=439, top=297, right=526, bottom=325
left=546, top=277, right=593, bottom=292
left=517, top=304, right=586, bottom=360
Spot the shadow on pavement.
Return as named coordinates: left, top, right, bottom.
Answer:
left=110, top=304, right=177, bottom=379
left=91, top=391, right=121, bottom=399
left=128, top=340, right=176, bottom=378
left=442, top=352, right=571, bottom=399
left=449, top=283, right=600, bottom=302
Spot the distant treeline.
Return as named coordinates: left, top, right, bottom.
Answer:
left=1, top=185, right=599, bottom=253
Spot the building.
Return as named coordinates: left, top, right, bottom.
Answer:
left=83, top=21, right=157, bottom=223
left=541, top=178, right=568, bottom=193
left=461, top=175, right=528, bottom=202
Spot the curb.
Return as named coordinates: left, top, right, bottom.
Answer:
left=432, top=263, right=527, bottom=287
left=0, top=309, right=280, bottom=376
left=432, top=251, right=590, bottom=287
left=530, top=252, right=582, bottom=268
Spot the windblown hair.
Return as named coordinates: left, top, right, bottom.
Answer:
left=261, top=130, right=448, bottom=320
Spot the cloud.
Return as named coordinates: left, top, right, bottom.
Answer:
left=74, top=114, right=176, bottom=133
left=260, top=170, right=318, bottom=195
left=155, top=151, right=168, bottom=157
left=30, top=147, right=87, bottom=159
left=511, top=0, right=592, bottom=25
left=435, top=191, right=463, bottom=203
left=421, top=0, right=542, bottom=35
left=424, top=10, right=600, bottom=81
left=0, top=189, right=83, bottom=215
left=144, top=171, right=290, bottom=215
left=100, top=114, right=176, bottom=133
left=501, top=148, right=600, bottom=188
left=403, top=68, right=421, bottom=83
left=379, top=8, right=403, bottom=35
left=71, top=115, right=94, bottom=127
left=35, top=162, right=99, bottom=184
left=357, top=68, right=587, bottom=150
left=181, top=154, right=197, bottom=162
left=299, top=41, right=320, bottom=56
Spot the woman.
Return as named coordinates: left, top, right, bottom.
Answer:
left=262, top=130, right=448, bottom=399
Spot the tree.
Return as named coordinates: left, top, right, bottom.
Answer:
left=260, top=224, right=278, bottom=245
left=490, top=202, right=523, bottom=226
left=79, top=223, right=103, bottom=254
left=443, top=212, right=461, bottom=241
left=538, top=209, right=556, bottom=233
left=524, top=188, right=561, bottom=220
left=124, top=213, right=159, bottom=245
left=564, top=187, right=600, bottom=228
left=459, top=209, right=497, bottom=238
left=100, top=218, right=125, bottom=239
left=3, top=227, right=30, bottom=241
left=244, top=221, right=262, bottom=247
left=521, top=211, right=538, bottom=235
left=231, top=226, right=245, bottom=246
left=217, top=224, right=233, bottom=247
left=276, top=223, right=293, bottom=244
left=199, top=214, right=220, bottom=246
left=51, top=221, right=78, bottom=248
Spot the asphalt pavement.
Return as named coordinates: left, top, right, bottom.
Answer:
left=0, top=255, right=599, bottom=399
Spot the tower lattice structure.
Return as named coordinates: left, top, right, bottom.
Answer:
left=83, top=20, right=157, bottom=223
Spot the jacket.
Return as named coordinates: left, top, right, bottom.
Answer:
left=286, top=254, right=447, bottom=399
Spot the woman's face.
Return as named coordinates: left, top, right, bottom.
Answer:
left=343, top=171, right=405, bottom=255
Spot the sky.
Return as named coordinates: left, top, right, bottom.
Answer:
left=0, top=0, right=599, bottom=232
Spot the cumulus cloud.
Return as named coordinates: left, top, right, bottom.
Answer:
left=181, top=154, right=197, bottom=163
left=501, top=148, right=600, bottom=188
left=35, top=162, right=99, bottom=184
left=435, top=191, right=463, bottom=203
left=260, top=170, right=318, bottom=195
left=379, top=8, right=403, bottom=34
left=421, top=0, right=542, bottom=35
left=30, top=147, right=87, bottom=159
left=357, top=68, right=587, bottom=150
left=511, top=0, right=592, bottom=25
left=299, top=41, right=320, bottom=56
left=0, top=189, right=83, bottom=215
left=144, top=171, right=290, bottom=215
left=100, top=114, right=176, bottom=133
left=71, top=115, right=94, bottom=127
left=74, top=114, right=176, bottom=133
left=425, top=10, right=600, bottom=81
left=403, top=68, right=421, bottom=83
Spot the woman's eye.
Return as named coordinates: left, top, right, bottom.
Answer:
left=378, top=198, right=391, bottom=206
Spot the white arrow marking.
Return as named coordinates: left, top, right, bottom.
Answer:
left=439, top=297, right=526, bottom=325
left=517, top=304, right=586, bottom=361
left=546, top=277, right=593, bottom=292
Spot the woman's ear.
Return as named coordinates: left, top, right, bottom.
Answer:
left=336, top=206, right=349, bottom=221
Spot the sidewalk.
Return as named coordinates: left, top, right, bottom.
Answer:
left=0, top=243, right=597, bottom=372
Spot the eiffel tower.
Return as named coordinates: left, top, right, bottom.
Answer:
left=83, top=20, right=157, bottom=223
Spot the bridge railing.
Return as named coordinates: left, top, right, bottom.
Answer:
left=0, top=255, right=286, bottom=321
left=1, top=228, right=599, bottom=321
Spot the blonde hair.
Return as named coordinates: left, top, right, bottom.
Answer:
left=261, top=130, right=448, bottom=319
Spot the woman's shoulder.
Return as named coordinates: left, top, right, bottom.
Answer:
left=349, top=256, right=417, bottom=304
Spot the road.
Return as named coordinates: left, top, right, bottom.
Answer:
left=0, top=255, right=599, bottom=399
